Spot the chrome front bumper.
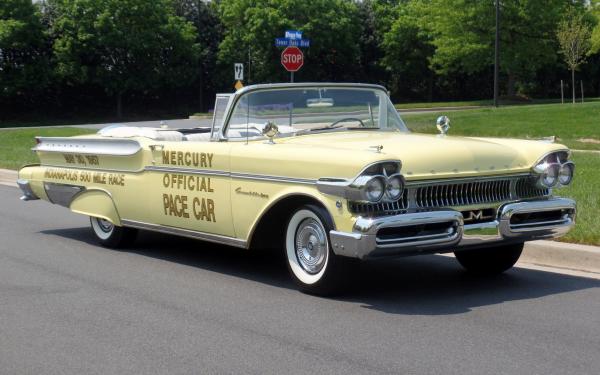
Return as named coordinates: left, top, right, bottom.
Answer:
left=330, top=197, right=576, bottom=259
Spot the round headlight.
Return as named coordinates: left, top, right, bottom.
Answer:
left=540, top=163, right=560, bottom=188
left=558, top=162, right=574, bottom=186
left=365, top=177, right=385, bottom=202
left=386, top=175, right=405, bottom=200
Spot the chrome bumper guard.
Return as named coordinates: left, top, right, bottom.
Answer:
left=330, top=197, right=576, bottom=259
left=17, top=179, right=39, bottom=201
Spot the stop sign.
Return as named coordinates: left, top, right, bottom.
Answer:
left=281, top=46, right=304, bottom=72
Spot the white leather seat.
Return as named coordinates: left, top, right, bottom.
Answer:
left=98, top=126, right=183, bottom=141
left=184, top=133, right=212, bottom=142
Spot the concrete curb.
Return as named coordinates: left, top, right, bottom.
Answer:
left=188, top=115, right=212, bottom=120
left=1, top=167, right=598, bottom=275
left=521, top=240, right=600, bottom=275
left=0, top=168, right=17, bottom=187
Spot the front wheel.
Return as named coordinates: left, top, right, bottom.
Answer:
left=284, top=204, right=353, bottom=296
left=454, top=243, right=524, bottom=275
left=90, top=217, right=137, bottom=248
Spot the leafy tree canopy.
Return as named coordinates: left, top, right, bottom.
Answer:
left=50, top=0, right=200, bottom=115
left=0, top=0, right=49, bottom=98
left=217, top=0, right=362, bottom=85
left=416, top=0, right=578, bottom=95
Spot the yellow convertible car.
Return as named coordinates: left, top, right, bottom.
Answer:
left=18, top=83, right=576, bottom=295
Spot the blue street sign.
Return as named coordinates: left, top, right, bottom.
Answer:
left=285, top=30, right=302, bottom=39
left=274, top=38, right=310, bottom=48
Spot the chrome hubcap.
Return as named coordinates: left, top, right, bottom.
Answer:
left=295, top=218, right=327, bottom=274
left=97, top=218, right=113, bottom=233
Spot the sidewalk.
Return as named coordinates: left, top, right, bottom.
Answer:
left=0, top=167, right=598, bottom=276
left=0, top=168, right=16, bottom=187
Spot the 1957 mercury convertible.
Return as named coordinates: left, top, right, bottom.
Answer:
left=18, top=83, right=576, bottom=295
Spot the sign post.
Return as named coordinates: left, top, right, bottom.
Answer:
left=275, top=30, right=309, bottom=82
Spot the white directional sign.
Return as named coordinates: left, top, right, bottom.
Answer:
left=234, top=63, right=244, bottom=80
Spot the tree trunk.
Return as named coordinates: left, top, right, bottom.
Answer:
left=506, top=73, right=516, bottom=97
left=116, top=92, right=123, bottom=119
left=571, top=68, right=575, bottom=104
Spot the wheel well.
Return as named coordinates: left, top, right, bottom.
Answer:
left=249, top=195, right=329, bottom=250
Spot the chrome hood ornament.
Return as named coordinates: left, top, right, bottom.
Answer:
left=436, top=115, right=450, bottom=136
left=262, top=121, right=279, bottom=144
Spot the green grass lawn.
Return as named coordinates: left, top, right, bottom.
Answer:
left=402, top=101, right=600, bottom=150
left=557, top=151, right=600, bottom=246
left=0, top=127, right=95, bottom=170
left=395, top=97, right=600, bottom=110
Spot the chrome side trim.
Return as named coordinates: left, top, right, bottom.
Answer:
left=34, top=137, right=142, bottom=156
left=121, top=219, right=247, bottom=249
left=43, top=182, right=85, bottom=207
left=145, top=165, right=230, bottom=177
left=44, top=164, right=144, bottom=174
left=231, top=172, right=316, bottom=185
left=17, top=179, right=39, bottom=201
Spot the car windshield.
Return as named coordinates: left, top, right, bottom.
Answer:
left=224, top=87, right=408, bottom=140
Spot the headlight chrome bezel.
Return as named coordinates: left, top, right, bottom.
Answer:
left=316, top=161, right=406, bottom=204
left=533, top=151, right=574, bottom=189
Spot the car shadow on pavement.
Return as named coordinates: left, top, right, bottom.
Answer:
left=43, top=227, right=600, bottom=315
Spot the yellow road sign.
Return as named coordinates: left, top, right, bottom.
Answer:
left=234, top=80, right=244, bottom=90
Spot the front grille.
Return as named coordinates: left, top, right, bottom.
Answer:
left=348, top=193, right=408, bottom=216
left=415, top=179, right=511, bottom=208
left=515, top=177, right=550, bottom=198
left=349, top=175, right=550, bottom=217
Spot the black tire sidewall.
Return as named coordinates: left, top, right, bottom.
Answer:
left=455, top=242, right=524, bottom=275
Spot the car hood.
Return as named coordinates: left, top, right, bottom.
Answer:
left=275, top=131, right=567, bottom=180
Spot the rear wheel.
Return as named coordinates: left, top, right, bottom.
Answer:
left=90, top=217, right=137, bottom=248
left=454, top=243, right=524, bottom=275
left=284, top=204, right=353, bottom=296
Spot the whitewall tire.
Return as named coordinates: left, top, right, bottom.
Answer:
left=89, top=217, right=137, bottom=248
left=284, top=204, right=353, bottom=295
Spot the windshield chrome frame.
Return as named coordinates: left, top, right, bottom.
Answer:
left=217, top=83, right=407, bottom=142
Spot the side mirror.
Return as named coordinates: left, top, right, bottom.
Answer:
left=262, top=121, right=279, bottom=144
left=436, top=115, right=450, bottom=136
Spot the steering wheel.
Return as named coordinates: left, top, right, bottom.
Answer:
left=327, top=117, right=367, bottom=128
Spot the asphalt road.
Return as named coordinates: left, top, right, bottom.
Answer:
left=1, top=184, right=599, bottom=375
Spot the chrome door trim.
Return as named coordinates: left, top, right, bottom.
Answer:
left=145, top=166, right=230, bottom=177
left=121, top=219, right=248, bottom=249
left=230, top=172, right=316, bottom=185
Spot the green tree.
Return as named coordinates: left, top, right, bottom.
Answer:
left=590, top=0, right=600, bottom=54
left=380, top=0, right=435, bottom=100
left=0, top=0, right=49, bottom=100
left=51, top=0, right=200, bottom=118
left=217, top=0, right=362, bottom=85
left=418, top=0, right=572, bottom=96
left=557, top=11, right=592, bottom=104
left=173, top=0, right=222, bottom=111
